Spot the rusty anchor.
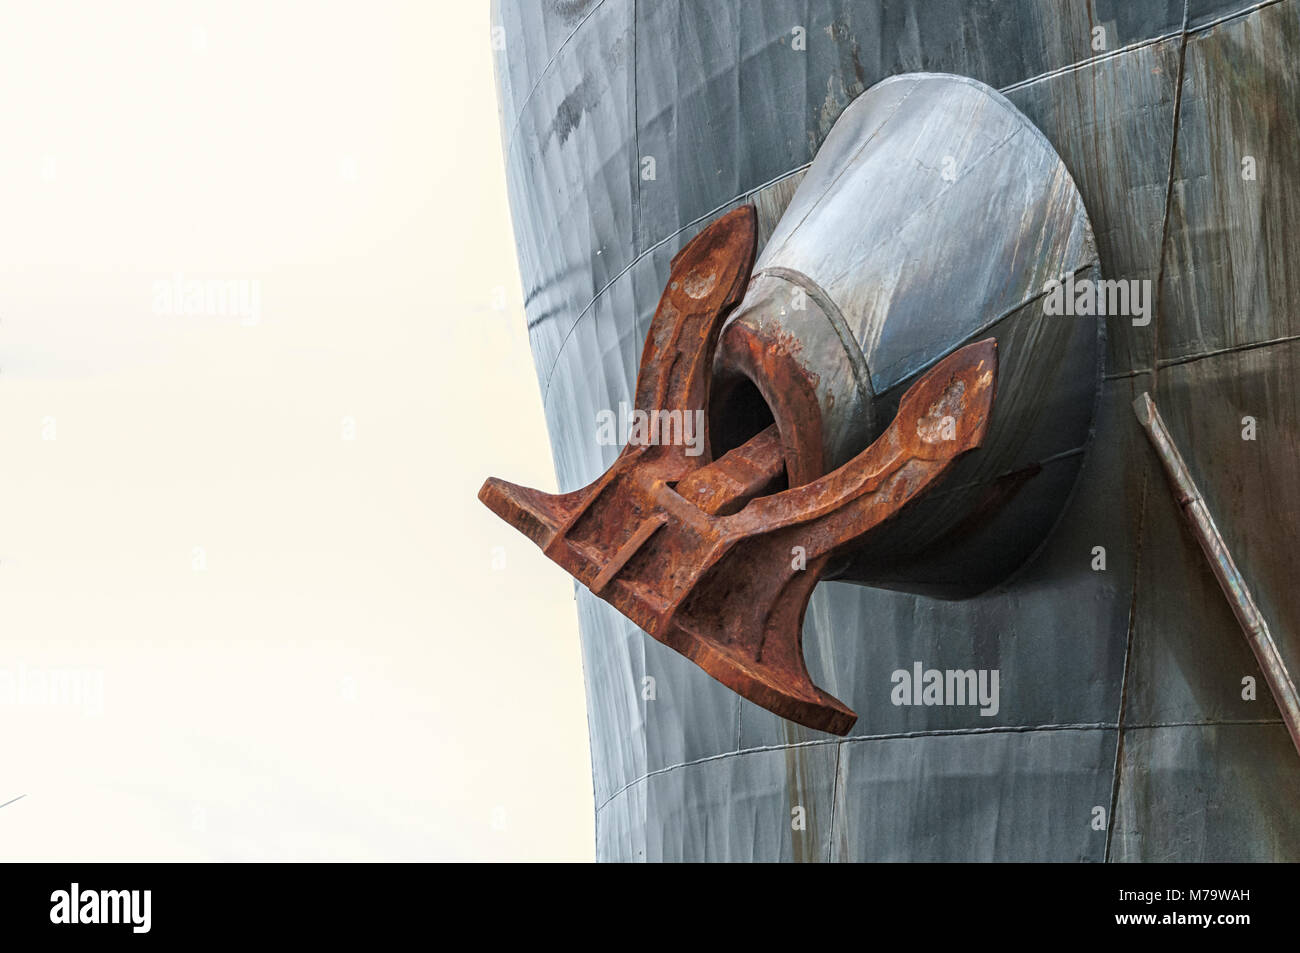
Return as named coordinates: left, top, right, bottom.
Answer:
left=480, top=205, right=998, bottom=735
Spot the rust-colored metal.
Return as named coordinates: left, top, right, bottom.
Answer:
left=480, top=205, right=999, bottom=735
left=713, top=320, right=828, bottom=488
left=1134, top=392, right=1300, bottom=760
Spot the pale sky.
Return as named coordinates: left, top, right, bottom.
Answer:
left=0, top=1, right=593, bottom=861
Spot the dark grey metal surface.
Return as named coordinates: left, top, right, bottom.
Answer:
left=491, top=0, right=1300, bottom=861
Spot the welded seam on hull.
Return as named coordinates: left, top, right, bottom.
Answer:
left=826, top=742, right=843, bottom=863
left=1156, top=331, right=1300, bottom=369
left=1151, top=6, right=1193, bottom=399
left=1104, top=462, right=1149, bottom=864
left=594, top=716, right=1288, bottom=816
left=1106, top=332, right=1300, bottom=381
left=1105, top=0, right=1192, bottom=864
left=1105, top=331, right=1300, bottom=382
left=999, top=32, right=1185, bottom=95
left=993, top=0, right=1290, bottom=100
left=1191, top=0, right=1292, bottom=34
left=595, top=721, right=1119, bottom=812
left=1128, top=718, right=1288, bottom=730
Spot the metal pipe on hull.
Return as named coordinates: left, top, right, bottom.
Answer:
left=1134, top=392, right=1300, bottom=759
